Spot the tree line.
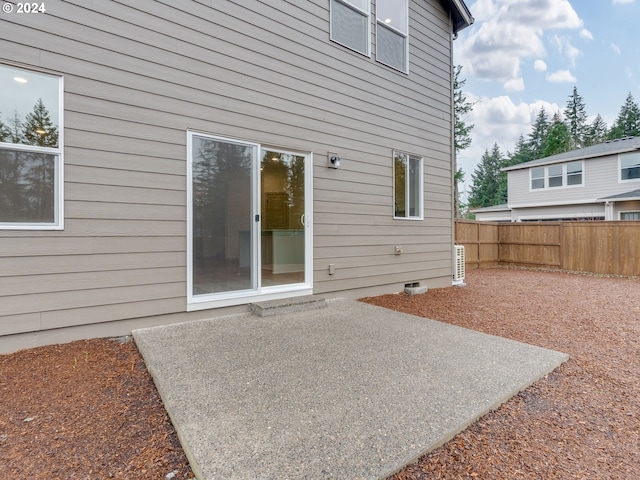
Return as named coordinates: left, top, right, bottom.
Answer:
left=459, top=85, right=640, bottom=214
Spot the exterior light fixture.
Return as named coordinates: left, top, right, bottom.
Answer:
left=329, top=154, right=341, bottom=169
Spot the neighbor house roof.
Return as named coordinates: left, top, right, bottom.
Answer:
left=503, top=136, right=640, bottom=172
left=471, top=203, right=509, bottom=213
left=446, top=0, right=474, bottom=34
left=598, top=188, right=640, bottom=202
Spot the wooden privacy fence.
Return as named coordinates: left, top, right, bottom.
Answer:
left=455, top=220, right=640, bottom=277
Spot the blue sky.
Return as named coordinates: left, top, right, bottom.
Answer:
left=454, top=0, right=640, bottom=197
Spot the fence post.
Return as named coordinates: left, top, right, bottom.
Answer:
left=559, top=222, right=564, bottom=271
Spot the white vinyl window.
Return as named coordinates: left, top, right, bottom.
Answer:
left=620, top=152, right=640, bottom=182
left=531, top=167, right=545, bottom=190
left=0, top=64, right=63, bottom=229
left=330, top=0, right=371, bottom=56
left=548, top=164, right=563, bottom=188
left=566, top=161, right=583, bottom=185
left=376, top=0, right=408, bottom=72
left=530, top=161, right=583, bottom=190
left=620, top=211, right=640, bottom=220
left=394, top=151, right=423, bottom=219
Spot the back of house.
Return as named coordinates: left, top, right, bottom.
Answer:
left=0, top=0, right=472, bottom=352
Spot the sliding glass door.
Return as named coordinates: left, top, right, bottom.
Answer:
left=188, top=132, right=311, bottom=306
left=260, top=149, right=306, bottom=287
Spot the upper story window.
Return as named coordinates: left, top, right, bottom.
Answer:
left=530, top=161, right=583, bottom=190
left=394, top=151, right=423, bottom=219
left=548, top=164, right=563, bottom=188
left=376, top=0, right=408, bottom=72
left=330, top=0, right=371, bottom=56
left=566, top=160, right=583, bottom=185
left=620, top=152, right=640, bottom=182
left=0, top=64, right=63, bottom=229
left=531, top=167, right=545, bottom=189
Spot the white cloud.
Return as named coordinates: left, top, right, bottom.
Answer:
left=458, top=0, right=584, bottom=89
left=457, top=95, right=560, bottom=185
left=611, top=43, right=621, bottom=54
left=580, top=29, right=593, bottom=40
left=612, top=0, right=634, bottom=4
left=546, top=70, right=577, bottom=82
left=534, top=60, right=547, bottom=72
left=504, top=77, right=525, bottom=91
left=550, top=34, right=582, bottom=68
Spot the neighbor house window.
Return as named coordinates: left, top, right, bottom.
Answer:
left=531, top=167, right=545, bottom=189
left=0, top=64, right=63, bottom=229
left=620, top=152, right=640, bottom=181
left=530, top=161, right=583, bottom=190
left=330, top=0, right=370, bottom=56
left=620, top=211, right=640, bottom=220
left=566, top=161, right=583, bottom=185
left=548, top=164, right=563, bottom=188
left=376, top=0, right=408, bottom=72
left=394, top=151, right=423, bottom=219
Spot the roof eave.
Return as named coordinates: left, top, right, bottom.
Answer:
left=502, top=145, right=640, bottom=172
left=448, top=0, right=474, bottom=34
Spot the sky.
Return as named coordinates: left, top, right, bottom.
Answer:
left=0, top=64, right=60, bottom=127
left=454, top=0, right=640, bottom=198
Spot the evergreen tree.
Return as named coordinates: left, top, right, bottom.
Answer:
left=608, top=93, right=640, bottom=139
left=0, top=112, right=28, bottom=220
left=543, top=112, right=571, bottom=157
left=23, top=98, right=58, bottom=147
left=527, top=108, right=550, bottom=159
left=453, top=65, right=475, bottom=218
left=563, top=86, right=588, bottom=149
left=496, top=135, right=532, bottom=203
left=0, top=114, right=10, bottom=142
left=454, top=65, right=474, bottom=153
left=7, top=111, right=25, bottom=144
left=584, top=114, right=608, bottom=146
left=286, top=155, right=305, bottom=224
left=507, top=135, right=535, bottom=165
left=468, top=143, right=504, bottom=208
left=20, top=100, right=58, bottom=220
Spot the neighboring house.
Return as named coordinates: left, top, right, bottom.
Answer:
left=0, top=0, right=472, bottom=352
left=473, top=136, right=640, bottom=222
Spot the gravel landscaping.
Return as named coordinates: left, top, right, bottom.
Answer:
left=1, top=267, right=638, bottom=479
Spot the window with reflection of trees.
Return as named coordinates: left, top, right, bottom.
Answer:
left=394, top=151, right=423, bottom=219
left=0, top=64, right=62, bottom=227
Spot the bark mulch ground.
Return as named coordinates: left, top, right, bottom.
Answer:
left=1, top=267, right=639, bottom=479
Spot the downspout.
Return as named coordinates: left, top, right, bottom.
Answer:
left=449, top=16, right=457, bottom=284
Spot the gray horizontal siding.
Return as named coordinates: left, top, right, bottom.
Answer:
left=0, top=0, right=455, bottom=337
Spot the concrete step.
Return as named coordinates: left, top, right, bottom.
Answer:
left=251, top=295, right=327, bottom=317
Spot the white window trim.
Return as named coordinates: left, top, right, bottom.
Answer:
left=0, top=70, right=64, bottom=230
left=375, top=0, right=409, bottom=73
left=528, top=161, right=584, bottom=192
left=618, top=152, right=640, bottom=183
left=393, top=150, right=424, bottom=220
left=329, top=0, right=371, bottom=57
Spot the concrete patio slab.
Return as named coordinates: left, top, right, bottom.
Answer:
left=133, top=299, right=568, bottom=480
